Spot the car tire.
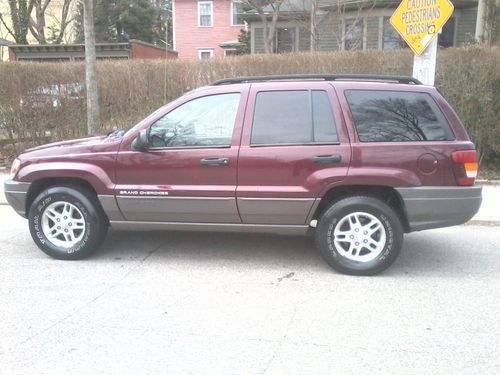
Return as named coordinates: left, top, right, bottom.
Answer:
left=315, top=196, right=403, bottom=276
left=28, top=185, right=108, bottom=260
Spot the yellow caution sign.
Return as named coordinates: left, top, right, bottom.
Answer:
left=390, top=0, right=454, bottom=55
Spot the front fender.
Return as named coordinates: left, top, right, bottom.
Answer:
left=17, top=162, right=115, bottom=195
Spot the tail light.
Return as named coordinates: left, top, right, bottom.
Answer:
left=452, top=150, right=478, bottom=186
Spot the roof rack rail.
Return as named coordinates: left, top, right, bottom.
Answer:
left=211, top=74, right=422, bottom=86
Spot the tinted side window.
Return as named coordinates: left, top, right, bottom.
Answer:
left=312, top=90, right=338, bottom=143
left=149, top=93, right=240, bottom=148
left=345, top=90, right=454, bottom=142
left=251, top=90, right=338, bottom=145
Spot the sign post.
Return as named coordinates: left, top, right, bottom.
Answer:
left=412, top=34, right=438, bottom=86
left=390, top=0, right=454, bottom=85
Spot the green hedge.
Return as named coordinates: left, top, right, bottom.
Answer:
left=0, top=47, right=498, bottom=166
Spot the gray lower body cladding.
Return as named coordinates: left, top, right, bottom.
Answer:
left=98, top=195, right=315, bottom=235
left=396, top=186, right=482, bottom=232
left=106, top=195, right=316, bottom=225
left=102, top=187, right=482, bottom=234
left=4, top=180, right=31, bottom=218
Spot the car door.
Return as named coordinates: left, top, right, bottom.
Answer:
left=237, top=82, right=351, bottom=225
left=114, top=87, right=248, bottom=223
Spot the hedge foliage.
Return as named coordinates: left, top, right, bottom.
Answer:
left=0, top=47, right=498, bottom=166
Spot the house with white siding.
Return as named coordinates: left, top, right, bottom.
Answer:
left=244, top=0, right=489, bottom=53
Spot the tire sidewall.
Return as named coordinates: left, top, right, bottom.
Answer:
left=317, top=197, right=403, bottom=275
left=28, top=187, right=102, bottom=260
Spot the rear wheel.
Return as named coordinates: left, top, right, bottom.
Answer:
left=315, top=196, right=403, bottom=275
left=28, top=186, right=108, bottom=260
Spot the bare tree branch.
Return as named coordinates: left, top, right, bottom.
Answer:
left=241, top=0, right=285, bottom=53
left=4, top=0, right=35, bottom=43
left=54, top=0, right=73, bottom=44
left=31, top=0, right=49, bottom=43
left=0, top=13, right=16, bottom=40
left=42, top=0, right=51, bottom=13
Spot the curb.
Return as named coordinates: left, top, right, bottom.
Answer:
left=466, top=219, right=500, bottom=227
left=477, top=180, right=500, bottom=186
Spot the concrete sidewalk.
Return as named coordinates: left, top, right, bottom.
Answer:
left=1, top=172, right=499, bottom=225
left=471, top=181, right=500, bottom=225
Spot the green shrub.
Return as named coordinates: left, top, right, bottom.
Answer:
left=0, top=47, right=498, bottom=166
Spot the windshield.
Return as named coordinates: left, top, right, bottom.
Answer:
left=114, top=106, right=167, bottom=137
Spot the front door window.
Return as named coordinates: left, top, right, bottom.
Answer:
left=149, top=93, right=241, bottom=148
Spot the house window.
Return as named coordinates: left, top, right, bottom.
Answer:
left=198, top=49, right=214, bottom=59
left=198, top=1, right=213, bottom=27
left=232, top=1, right=246, bottom=26
left=439, top=18, right=455, bottom=47
left=225, top=49, right=242, bottom=56
left=383, top=16, right=401, bottom=50
left=276, top=27, right=296, bottom=53
left=344, top=19, right=364, bottom=50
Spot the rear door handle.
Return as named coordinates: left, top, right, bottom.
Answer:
left=312, top=155, right=342, bottom=164
left=200, top=157, right=230, bottom=166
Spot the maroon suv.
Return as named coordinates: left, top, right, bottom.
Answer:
left=4, top=74, right=482, bottom=275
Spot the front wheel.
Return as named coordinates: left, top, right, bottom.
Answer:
left=315, top=196, right=404, bottom=276
left=28, top=186, right=108, bottom=260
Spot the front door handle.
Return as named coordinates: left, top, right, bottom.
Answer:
left=200, top=157, right=230, bottom=166
left=312, top=155, right=342, bottom=164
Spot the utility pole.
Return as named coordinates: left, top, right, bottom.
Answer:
left=83, top=0, right=100, bottom=135
left=165, top=9, right=169, bottom=50
left=310, top=0, right=316, bottom=52
left=163, top=7, right=172, bottom=103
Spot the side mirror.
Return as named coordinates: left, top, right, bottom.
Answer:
left=131, top=129, right=150, bottom=151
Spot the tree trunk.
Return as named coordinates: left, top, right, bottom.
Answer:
left=34, top=5, right=46, bottom=43
left=257, top=6, right=281, bottom=53
left=83, top=0, right=99, bottom=135
left=3, top=0, right=32, bottom=44
left=259, top=17, right=272, bottom=53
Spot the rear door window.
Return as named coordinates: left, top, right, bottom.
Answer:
left=251, top=90, right=338, bottom=145
left=345, top=90, right=454, bottom=142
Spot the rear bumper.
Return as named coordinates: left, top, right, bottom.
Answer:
left=396, top=186, right=482, bottom=232
left=4, top=180, right=31, bottom=218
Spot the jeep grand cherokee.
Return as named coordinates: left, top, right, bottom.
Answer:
left=4, top=74, right=482, bottom=275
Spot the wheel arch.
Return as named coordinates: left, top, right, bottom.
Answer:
left=26, top=177, right=104, bottom=219
left=313, top=185, right=410, bottom=233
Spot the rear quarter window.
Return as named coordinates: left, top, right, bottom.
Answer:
left=345, top=90, right=455, bottom=142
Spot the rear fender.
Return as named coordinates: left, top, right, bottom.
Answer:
left=318, top=167, right=421, bottom=197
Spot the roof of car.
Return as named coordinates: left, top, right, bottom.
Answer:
left=210, top=74, right=423, bottom=86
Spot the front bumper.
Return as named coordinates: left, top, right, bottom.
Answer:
left=396, top=186, right=482, bottom=232
left=4, top=180, right=31, bottom=218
